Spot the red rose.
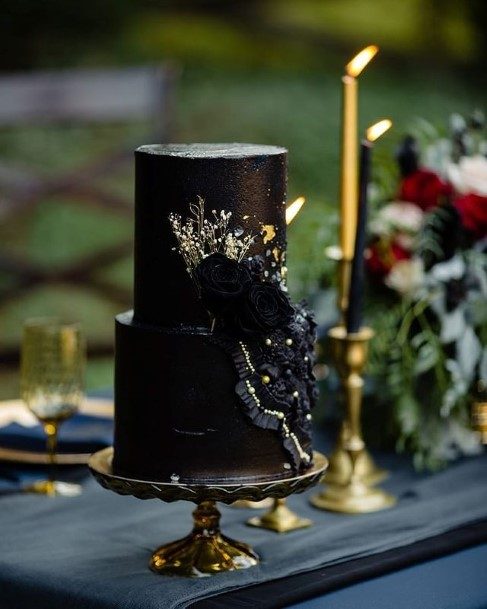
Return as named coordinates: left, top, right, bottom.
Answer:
left=454, top=193, right=487, bottom=239
left=399, top=168, right=452, bottom=211
left=366, top=238, right=410, bottom=279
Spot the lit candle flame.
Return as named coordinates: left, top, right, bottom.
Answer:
left=366, top=119, right=392, bottom=142
left=285, top=196, right=306, bottom=225
left=346, top=45, right=379, bottom=77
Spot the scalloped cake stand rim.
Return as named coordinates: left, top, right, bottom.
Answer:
left=88, top=447, right=328, bottom=504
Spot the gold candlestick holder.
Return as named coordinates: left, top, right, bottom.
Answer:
left=311, top=326, right=396, bottom=513
left=324, top=245, right=387, bottom=486
left=247, top=498, right=313, bottom=533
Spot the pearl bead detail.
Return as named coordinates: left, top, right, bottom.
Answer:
left=285, top=338, right=293, bottom=346
left=239, top=342, right=310, bottom=468
left=239, top=341, right=255, bottom=373
left=304, top=356, right=309, bottom=362
left=306, top=413, right=312, bottom=421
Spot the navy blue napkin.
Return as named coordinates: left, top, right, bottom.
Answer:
left=0, top=414, right=113, bottom=495
left=0, top=414, right=113, bottom=454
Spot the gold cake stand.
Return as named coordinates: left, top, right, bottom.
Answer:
left=89, top=447, right=327, bottom=577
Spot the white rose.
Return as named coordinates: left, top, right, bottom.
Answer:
left=447, top=155, right=487, bottom=197
left=385, top=258, right=424, bottom=298
left=370, top=201, right=424, bottom=237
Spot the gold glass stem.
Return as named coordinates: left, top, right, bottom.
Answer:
left=44, top=421, right=58, bottom=496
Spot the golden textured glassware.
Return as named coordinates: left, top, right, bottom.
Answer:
left=21, top=318, right=86, bottom=496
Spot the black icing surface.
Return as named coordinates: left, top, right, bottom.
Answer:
left=113, top=312, right=293, bottom=483
left=136, top=143, right=287, bottom=159
left=133, top=143, right=287, bottom=327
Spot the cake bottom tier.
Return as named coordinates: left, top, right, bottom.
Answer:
left=113, top=312, right=298, bottom=484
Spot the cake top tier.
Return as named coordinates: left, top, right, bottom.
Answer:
left=136, top=143, right=287, bottom=159
left=133, top=142, right=288, bottom=328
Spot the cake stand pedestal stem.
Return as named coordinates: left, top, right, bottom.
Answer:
left=247, top=498, right=312, bottom=533
left=150, top=500, right=259, bottom=577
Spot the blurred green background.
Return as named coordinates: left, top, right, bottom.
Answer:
left=0, top=0, right=485, bottom=398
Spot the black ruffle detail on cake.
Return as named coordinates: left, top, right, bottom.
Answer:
left=209, top=299, right=317, bottom=474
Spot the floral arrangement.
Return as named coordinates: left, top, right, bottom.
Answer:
left=366, top=111, right=487, bottom=470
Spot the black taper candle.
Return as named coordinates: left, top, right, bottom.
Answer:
left=346, top=139, right=371, bottom=334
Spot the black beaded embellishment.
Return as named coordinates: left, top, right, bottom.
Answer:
left=210, top=301, right=317, bottom=472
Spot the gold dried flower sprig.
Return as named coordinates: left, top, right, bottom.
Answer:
left=169, top=197, right=255, bottom=276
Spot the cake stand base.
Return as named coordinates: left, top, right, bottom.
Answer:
left=151, top=500, right=258, bottom=577
left=247, top=498, right=312, bottom=533
left=310, top=479, right=396, bottom=514
left=89, top=448, right=327, bottom=577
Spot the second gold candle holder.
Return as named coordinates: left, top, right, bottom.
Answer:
left=325, top=246, right=387, bottom=487
left=247, top=498, right=313, bottom=533
left=311, top=326, right=396, bottom=514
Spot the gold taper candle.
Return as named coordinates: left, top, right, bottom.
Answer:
left=339, top=45, right=379, bottom=261
left=340, top=74, right=358, bottom=261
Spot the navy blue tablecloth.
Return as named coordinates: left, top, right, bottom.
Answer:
left=0, top=437, right=486, bottom=609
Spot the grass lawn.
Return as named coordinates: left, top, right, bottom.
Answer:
left=0, top=64, right=484, bottom=398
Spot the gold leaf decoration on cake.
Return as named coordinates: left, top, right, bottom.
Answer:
left=262, top=224, right=276, bottom=244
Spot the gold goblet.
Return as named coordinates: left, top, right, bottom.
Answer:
left=21, top=318, right=86, bottom=497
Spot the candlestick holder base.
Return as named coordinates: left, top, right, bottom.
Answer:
left=247, top=498, right=313, bottom=533
left=310, top=480, right=396, bottom=514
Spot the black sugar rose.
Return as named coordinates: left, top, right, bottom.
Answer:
left=195, top=252, right=251, bottom=316
left=239, top=283, right=294, bottom=333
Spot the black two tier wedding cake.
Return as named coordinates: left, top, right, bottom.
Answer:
left=113, top=143, right=317, bottom=484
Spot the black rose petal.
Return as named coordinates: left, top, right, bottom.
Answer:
left=242, top=255, right=265, bottom=279
left=195, top=253, right=251, bottom=316
left=238, top=283, right=294, bottom=333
